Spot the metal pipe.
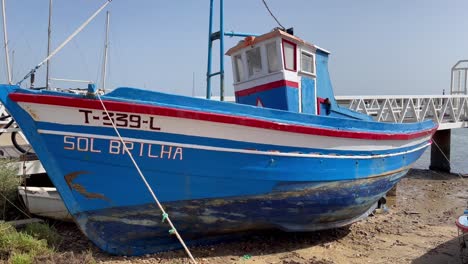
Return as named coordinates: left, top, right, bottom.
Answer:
left=206, top=0, right=214, bottom=99
left=208, top=71, right=220, bottom=77
left=46, top=0, right=52, bottom=89
left=219, top=0, right=224, bottom=101
left=450, top=67, right=454, bottom=95
left=1, top=0, right=11, bottom=84
left=224, top=31, right=259, bottom=38
left=101, top=11, right=110, bottom=93
left=49, top=77, right=92, bottom=83
left=17, top=0, right=112, bottom=85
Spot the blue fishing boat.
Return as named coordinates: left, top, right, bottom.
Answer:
left=0, top=1, right=436, bottom=257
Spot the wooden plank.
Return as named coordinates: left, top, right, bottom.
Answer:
left=6, top=218, right=43, bottom=228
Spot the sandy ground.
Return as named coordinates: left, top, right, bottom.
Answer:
left=54, top=169, right=468, bottom=264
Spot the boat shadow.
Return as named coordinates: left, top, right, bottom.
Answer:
left=147, top=227, right=351, bottom=261
left=54, top=220, right=351, bottom=261
left=407, top=168, right=463, bottom=181
left=412, top=235, right=466, bottom=264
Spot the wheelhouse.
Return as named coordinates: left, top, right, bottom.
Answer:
left=226, top=29, right=371, bottom=120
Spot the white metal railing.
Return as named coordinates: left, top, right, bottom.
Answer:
left=0, top=103, right=42, bottom=175
left=451, top=60, right=468, bottom=95
left=336, top=95, right=468, bottom=130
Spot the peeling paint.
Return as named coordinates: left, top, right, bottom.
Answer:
left=23, top=105, right=39, bottom=120
left=90, top=215, right=159, bottom=226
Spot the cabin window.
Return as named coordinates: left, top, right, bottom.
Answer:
left=282, top=39, right=296, bottom=71
left=246, top=47, right=263, bottom=77
left=266, top=42, right=280, bottom=73
left=234, top=54, right=244, bottom=82
left=300, top=51, right=315, bottom=75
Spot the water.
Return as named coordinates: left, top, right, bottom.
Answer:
left=413, top=128, right=468, bottom=174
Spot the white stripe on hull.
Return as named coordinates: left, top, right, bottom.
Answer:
left=38, top=129, right=431, bottom=159
left=20, top=102, right=430, bottom=151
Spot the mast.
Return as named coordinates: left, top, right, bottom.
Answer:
left=206, top=0, right=225, bottom=100
left=205, top=0, right=214, bottom=99
left=205, top=0, right=257, bottom=101
left=10, top=49, right=13, bottom=80
left=101, top=11, right=109, bottom=92
left=1, top=0, right=11, bottom=84
left=46, top=0, right=52, bottom=89
left=192, top=72, right=195, bottom=96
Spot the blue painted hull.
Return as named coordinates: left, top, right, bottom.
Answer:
left=0, top=85, right=435, bottom=255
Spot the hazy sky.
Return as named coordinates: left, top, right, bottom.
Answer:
left=3, top=0, right=468, bottom=96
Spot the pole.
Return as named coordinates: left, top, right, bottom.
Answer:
left=101, top=11, right=110, bottom=92
left=46, top=0, right=52, bottom=89
left=219, top=0, right=224, bottom=101
left=1, top=0, right=11, bottom=84
left=205, top=0, right=214, bottom=99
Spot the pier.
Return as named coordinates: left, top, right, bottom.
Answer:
left=336, top=60, right=468, bottom=172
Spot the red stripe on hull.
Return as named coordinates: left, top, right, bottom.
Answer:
left=235, top=80, right=299, bottom=97
left=9, top=93, right=437, bottom=141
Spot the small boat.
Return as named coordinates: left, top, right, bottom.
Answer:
left=0, top=0, right=436, bottom=254
left=18, top=186, right=72, bottom=221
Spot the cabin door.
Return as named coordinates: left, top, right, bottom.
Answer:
left=300, top=77, right=316, bottom=114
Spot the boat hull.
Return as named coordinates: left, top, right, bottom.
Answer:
left=76, top=169, right=405, bottom=255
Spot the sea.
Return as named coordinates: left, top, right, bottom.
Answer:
left=413, top=128, right=468, bottom=174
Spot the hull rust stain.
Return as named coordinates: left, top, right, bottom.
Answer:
left=65, top=171, right=110, bottom=202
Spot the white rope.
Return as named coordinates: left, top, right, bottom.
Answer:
left=0, top=191, right=31, bottom=219
left=431, top=137, right=467, bottom=179
left=96, top=93, right=197, bottom=264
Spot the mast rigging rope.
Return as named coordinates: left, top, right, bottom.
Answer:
left=17, top=0, right=112, bottom=86
left=261, top=0, right=285, bottom=30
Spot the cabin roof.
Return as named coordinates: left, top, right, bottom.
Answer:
left=225, top=29, right=330, bottom=56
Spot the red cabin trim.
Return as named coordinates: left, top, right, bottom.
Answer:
left=235, top=80, right=298, bottom=97
left=316, top=97, right=327, bottom=115
left=281, top=39, right=297, bottom=72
